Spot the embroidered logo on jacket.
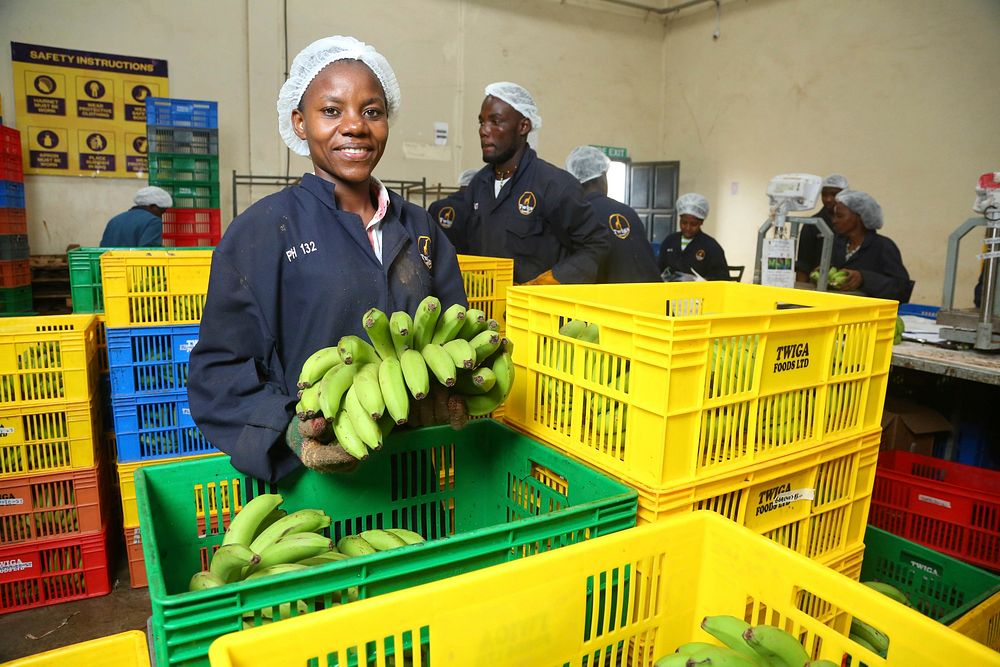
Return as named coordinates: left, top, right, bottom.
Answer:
left=517, top=191, right=537, bottom=216
left=608, top=213, right=630, bottom=240
left=437, top=206, right=455, bottom=229
left=418, top=235, right=433, bottom=269
left=695, top=249, right=706, bottom=261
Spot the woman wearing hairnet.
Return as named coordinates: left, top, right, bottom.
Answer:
left=657, top=193, right=731, bottom=281
left=187, top=36, right=467, bottom=482
left=823, top=190, right=911, bottom=302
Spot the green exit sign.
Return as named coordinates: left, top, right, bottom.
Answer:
left=591, top=145, right=628, bottom=160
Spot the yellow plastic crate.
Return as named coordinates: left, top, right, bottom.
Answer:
left=456, top=254, right=513, bottom=335
left=0, top=397, right=101, bottom=479
left=96, top=314, right=108, bottom=375
left=950, top=589, right=1000, bottom=652
left=505, top=281, right=897, bottom=489
left=206, top=512, right=996, bottom=667
left=0, top=314, right=99, bottom=408
left=1, top=630, right=150, bottom=666
left=117, top=452, right=224, bottom=528
left=632, top=427, right=879, bottom=565
left=101, top=249, right=212, bottom=328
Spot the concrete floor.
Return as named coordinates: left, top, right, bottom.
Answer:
left=0, top=556, right=152, bottom=663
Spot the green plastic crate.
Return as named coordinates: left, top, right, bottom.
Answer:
left=136, top=419, right=637, bottom=667
left=148, top=154, right=220, bottom=185
left=0, top=285, right=32, bottom=315
left=861, top=525, right=1000, bottom=626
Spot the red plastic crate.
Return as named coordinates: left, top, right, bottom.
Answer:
left=161, top=208, right=220, bottom=247
left=0, top=153, right=22, bottom=183
left=0, top=208, right=27, bottom=236
left=0, top=126, right=21, bottom=158
left=0, top=259, right=30, bottom=287
left=0, top=528, right=112, bottom=614
left=870, top=450, right=1000, bottom=571
left=0, top=463, right=111, bottom=547
left=124, top=525, right=147, bottom=588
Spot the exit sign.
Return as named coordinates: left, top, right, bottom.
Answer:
left=591, top=145, right=628, bottom=160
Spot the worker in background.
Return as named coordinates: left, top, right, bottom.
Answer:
left=427, top=167, right=478, bottom=249
left=564, top=145, right=660, bottom=283
left=657, top=193, right=730, bottom=281
left=99, top=185, right=172, bottom=247
left=817, top=190, right=911, bottom=302
left=795, top=174, right=848, bottom=281
left=188, top=36, right=467, bottom=482
left=460, top=82, right=609, bottom=284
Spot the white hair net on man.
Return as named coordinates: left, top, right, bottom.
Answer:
left=565, top=145, right=610, bottom=184
left=484, top=82, right=542, bottom=148
left=835, top=190, right=883, bottom=230
left=822, top=174, right=849, bottom=190
left=676, top=193, right=710, bottom=220
left=277, top=35, right=401, bottom=157
left=458, top=168, right=479, bottom=187
left=134, top=186, right=173, bottom=208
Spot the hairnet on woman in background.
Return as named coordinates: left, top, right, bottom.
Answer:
left=676, top=192, right=710, bottom=220
left=188, top=35, right=467, bottom=482
left=835, top=190, right=883, bottom=230
left=565, top=145, right=611, bottom=183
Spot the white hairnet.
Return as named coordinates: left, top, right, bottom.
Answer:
left=822, top=174, right=849, bottom=190
left=458, top=168, right=479, bottom=187
left=565, top=145, right=610, bottom=183
left=484, top=82, right=542, bottom=148
left=676, top=193, right=710, bottom=220
left=134, top=186, right=172, bottom=208
left=836, top=190, right=883, bottom=230
left=278, top=35, right=401, bottom=157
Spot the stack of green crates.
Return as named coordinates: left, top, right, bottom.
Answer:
left=145, top=98, right=221, bottom=246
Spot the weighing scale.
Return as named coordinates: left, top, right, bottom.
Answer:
left=937, top=172, right=1000, bottom=350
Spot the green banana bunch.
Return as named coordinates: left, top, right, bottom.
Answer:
left=741, top=624, right=809, bottom=667
left=362, top=307, right=396, bottom=361
left=431, top=303, right=467, bottom=344
left=297, top=346, right=341, bottom=389
left=699, top=615, right=761, bottom=662
left=862, top=580, right=910, bottom=606
left=893, top=316, right=904, bottom=345
left=412, top=296, right=442, bottom=350
left=850, top=617, right=889, bottom=658
left=337, top=528, right=425, bottom=557
left=828, top=267, right=849, bottom=289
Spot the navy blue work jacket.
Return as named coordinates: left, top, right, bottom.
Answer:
left=585, top=192, right=661, bottom=283
left=100, top=207, right=162, bottom=247
left=461, top=148, right=609, bottom=284
left=831, top=231, right=911, bottom=302
left=657, top=230, right=730, bottom=281
left=187, top=174, right=467, bottom=481
left=428, top=191, right=471, bottom=250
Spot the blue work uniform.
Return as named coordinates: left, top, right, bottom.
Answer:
left=461, top=147, right=609, bottom=284
left=187, top=174, right=467, bottom=481
left=831, top=231, right=911, bottom=302
left=100, top=207, right=162, bottom=247
left=657, top=231, right=730, bottom=281
left=427, top=191, right=471, bottom=250
left=585, top=192, right=661, bottom=283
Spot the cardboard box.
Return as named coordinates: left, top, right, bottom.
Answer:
left=880, top=397, right=953, bottom=456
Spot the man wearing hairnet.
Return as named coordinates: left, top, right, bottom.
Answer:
left=99, top=185, right=172, bottom=247
left=825, top=190, right=911, bottom=302
left=427, top=168, right=478, bottom=248
left=564, top=145, right=660, bottom=283
left=657, top=193, right=730, bottom=281
left=460, top=82, right=609, bottom=285
left=188, top=36, right=466, bottom=482
left=795, top=174, right=848, bottom=280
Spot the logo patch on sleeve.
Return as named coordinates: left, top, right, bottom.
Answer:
left=437, top=206, right=455, bottom=229
left=608, top=213, right=631, bottom=240
left=418, top=235, right=433, bottom=269
left=517, top=191, right=537, bottom=216
left=695, top=249, right=706, bottom=261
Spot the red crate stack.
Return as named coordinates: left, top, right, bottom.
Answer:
left=0, top=125, right=30, bottom=315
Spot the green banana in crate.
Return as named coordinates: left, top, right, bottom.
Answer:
left=849, top=632, right=879, bottom=655
left=344, top=384, right=383, bottom=451
left=400, top=348, right=430, bottom=400
left=673, top=642, right=724, bottom=657
left=558, top=319, right=587, bottom=338
left=652, top=653, right=689, bottom=667
left=297, top=550, right=350, bottom=566
left=389, top=310, right=414, bottom=357
left=384, top=528, right=426, bottom=545
left=412, top=295, right=442, bottom=349
left=378, top=357, right=410, bottom=425
left=189, top=570, right=225, bottom=591
left=297, top=346, right=342, bottom=389
left=686, top=644, right=765, bottom=667
left=442, top=337, right=475, bottom=369
left=337, top=335, right=380, bottom=366
left=221, top=493, right=285, bottom=547
left=253, top=532, right=335, bottom=571
left=251, top=508, right=288, bottom=540
left=337, top=534, right=378, bottom=557
left=209, top=543, right=261, bottom=583
left=362, top=307, right=396, bottom=361
left=245, top=562, right=309, bottom=580
left=455, top=366, right=496, bottom=394
left=422, top=343, right=458, bottom=387
left=742, top=624, right=810, bottom=667
left=332, top=408, right=369, bottom=460
left=249, top=508, right=331, bottom=554
left=469, top=329, right=501, bottom=366
left=700, top=616, right=760, bottom=661
left=804, top=661, right=839, bottom=667
left=431, top=303, right=467, bottom=344
left=850, top=617, right=889, bottom=657
left=352, top=363, right=385, bottom=419
left=862, top=580, right=910, bottom=605
left=893, top=316, right=905, bottom=345
left=317, top=363, right=360, bottom=419
left=457, top=308, right=487, bottom=340
left=359, top=529, right=408, bottom=550
left=579, top=323, right=601, bottom=343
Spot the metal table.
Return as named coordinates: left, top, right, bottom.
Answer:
left=891, top=341, right=1000, bottom=386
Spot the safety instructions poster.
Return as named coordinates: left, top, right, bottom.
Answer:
left=10, top=42, right=168, bottom=177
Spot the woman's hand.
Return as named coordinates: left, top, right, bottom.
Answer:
left=836, top=269, right=863, bottom=291
left=522, top=270, right=560, bottom=286
left=285, top=416, right=359, bottom=473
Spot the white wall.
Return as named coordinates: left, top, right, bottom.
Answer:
left=661, top=0, right=1000, bottom=305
